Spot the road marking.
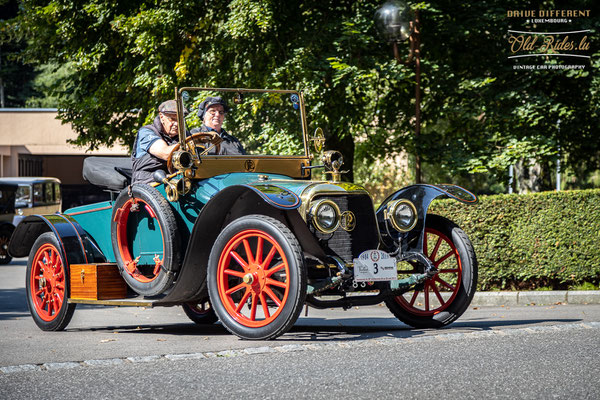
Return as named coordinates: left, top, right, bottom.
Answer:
left=2, top=322, right=599, bottom=374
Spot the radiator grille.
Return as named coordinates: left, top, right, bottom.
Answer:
left=309, top=194, right=379, bottom=263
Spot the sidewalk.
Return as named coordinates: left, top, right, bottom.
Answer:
left=471, top=290, right=600, bottom=306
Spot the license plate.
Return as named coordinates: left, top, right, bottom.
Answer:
left=353, top=250, right=397, bottom=282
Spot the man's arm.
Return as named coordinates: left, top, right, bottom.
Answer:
left=148, top=140, right=177, bottom=160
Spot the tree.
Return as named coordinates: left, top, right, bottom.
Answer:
left=0, top=0, right=38, bottom=107
left=3, top=0, right=599, bottom=192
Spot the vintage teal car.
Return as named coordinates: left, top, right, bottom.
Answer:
left=9, top=87, right=478, bottom=340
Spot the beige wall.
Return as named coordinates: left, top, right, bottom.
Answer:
left=0, top=109, right=129, bottom=184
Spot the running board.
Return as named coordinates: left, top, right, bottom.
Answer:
left=68, top=297, right=157, bottom=307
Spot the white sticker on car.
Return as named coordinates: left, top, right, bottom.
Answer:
left=353, top=250, right=397, bottom=282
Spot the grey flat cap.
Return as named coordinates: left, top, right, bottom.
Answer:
left=158, top=99, right=188, bottom=115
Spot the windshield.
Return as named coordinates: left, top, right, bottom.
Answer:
left=179, top=88, right=306, bottom=157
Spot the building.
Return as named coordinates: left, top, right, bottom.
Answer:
left=0, top=108, right=129, bottom=208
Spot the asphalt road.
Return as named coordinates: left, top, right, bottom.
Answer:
left=2, top=258, right=599, bottom=399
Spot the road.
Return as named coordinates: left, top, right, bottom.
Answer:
left=1, top=258, right=599, bottom=399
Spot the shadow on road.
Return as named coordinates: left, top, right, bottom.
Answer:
left=59, top=315, right=583, bottom=343
left=0, top=288, right=29, bottom=320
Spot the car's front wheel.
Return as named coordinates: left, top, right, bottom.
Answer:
left=207, top=215, right=306, bottom=340
left=385, top=214, right=478, bottom=328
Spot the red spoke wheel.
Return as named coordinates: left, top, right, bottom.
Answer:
left=182, top=298, right=218, bottom=325
left=385, top=214, right=477, bottom=328
left=208, top=215, right=306, bottom=340
left=111, top=184, right=181, bottom=296
left=25, top=232, right=76, bottom=331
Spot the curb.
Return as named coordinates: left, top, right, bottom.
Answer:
left=471, top=290, right=600, bottom=306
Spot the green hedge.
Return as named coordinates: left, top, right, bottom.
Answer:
left=429, top=189, right=600, bottom=290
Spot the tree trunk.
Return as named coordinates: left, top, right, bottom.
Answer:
left=325, top=129, right=355, bottom=182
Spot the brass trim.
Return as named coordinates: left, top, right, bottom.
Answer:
left=298, top=182, right=370, bottom=218
left=299, top=91, right=309, bottom=158
left=387, top=199, right=418, bottom=232
left=309, top=199, right=341, bottom=234
left=311, top=127, right=325, bottom=153
left=172, top=151, right=194, bottom=170
left=190, top=157, right=311, bottom=179
left=244, top=160, right=256, bottom=172
left=340, top=210, right=356, bottom=232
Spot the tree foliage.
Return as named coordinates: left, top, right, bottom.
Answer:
left=2, top=0, right=599, bottom=191
left=0, top=0, right=38, bottom=107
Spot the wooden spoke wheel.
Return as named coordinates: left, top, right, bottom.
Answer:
left=26, top=232, right=76, bottom=331
left=208, top=215, right=306, bottom=340
left=385, top=214, right=478, bottom=328
left=111, top=184, right=181, bottom=296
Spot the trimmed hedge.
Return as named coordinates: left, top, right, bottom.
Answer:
left=429, top=189, right=600, bottom=290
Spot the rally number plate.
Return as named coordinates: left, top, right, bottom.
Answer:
left=353, top=250, right=397, bottom=282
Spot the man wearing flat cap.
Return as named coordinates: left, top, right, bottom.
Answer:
left=131, top=99, right=186, bottom=184
left=193, top=96, right=245, bottom=155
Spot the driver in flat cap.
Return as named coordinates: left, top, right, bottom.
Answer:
left=192, top=96, right=245, bottom=155
left=131, top=100, right=188, bottom=184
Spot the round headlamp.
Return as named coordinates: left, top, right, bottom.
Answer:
left=309, top=199, right=340, bottom=234
left=387, top=199, right=418, bottom=232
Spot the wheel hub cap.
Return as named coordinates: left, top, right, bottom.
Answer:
left=243, top=273, right=254, bottom=284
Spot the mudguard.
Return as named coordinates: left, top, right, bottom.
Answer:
left=241, top=183, right=301, bottom=209
left=376, top=184, right=477, bottom=254
left=154, top=184, right=321, bottom=305
left=8, top=214, right=106, bottom=265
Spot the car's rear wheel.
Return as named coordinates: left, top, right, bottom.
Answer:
left=111, top=184, right=181, bottom=296
left=26, top=232, right=76, bottom=331
left=0, top=225, right=14, bottom=265
left=182, top=298, right=218, bottom=325
left=208, top=215, right=306, bottom=340
left=385, top=214, right=477, bottom=328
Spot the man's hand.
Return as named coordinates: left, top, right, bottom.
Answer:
left=149, top=140, right=177, bottom=160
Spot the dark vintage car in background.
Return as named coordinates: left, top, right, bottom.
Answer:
left=9, top=87, right=478, bottom=340
left=0, top=181, right=18, bottom=264
left=0, top=177, right=61, bottom=264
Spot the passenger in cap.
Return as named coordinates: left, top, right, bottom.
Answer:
left=131, top=99, right=189, bottom=184
left=191, top=96, right=245, bottom=155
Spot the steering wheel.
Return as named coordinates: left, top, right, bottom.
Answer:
left=167, top=132, right=222, bottom=173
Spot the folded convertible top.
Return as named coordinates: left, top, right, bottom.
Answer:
left=82, top=157, right=132, bottom=191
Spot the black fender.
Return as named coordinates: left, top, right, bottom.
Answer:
left=154, top=184, right=324, bottom=305
left=8, top=214, right=106, bottom=265
left=376, top=184, right=477, bottom=254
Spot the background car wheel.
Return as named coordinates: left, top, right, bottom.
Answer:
left=385, top=214, right=478, bottom=328
left=207, top=215, right=306, bottom=340
left=26, top=232, right=76, bottom=331
left=182, top=299, right=218, bottom=325
left=111, top=184, right=181, bottom=297
left=0, top=225, right=14, bottom=265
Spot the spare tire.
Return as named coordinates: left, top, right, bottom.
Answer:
left=111, top=184, right=181, bottom=296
